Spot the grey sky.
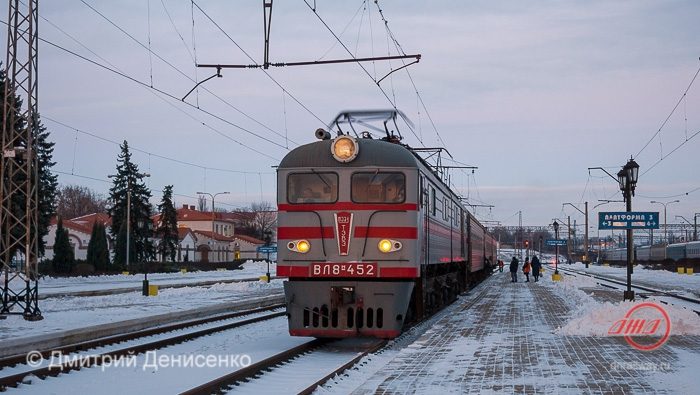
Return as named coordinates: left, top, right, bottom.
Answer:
left=7, top=0, right=699, bottom=229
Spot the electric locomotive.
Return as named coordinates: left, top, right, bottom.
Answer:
left=277, top=110, right=495, bottom=338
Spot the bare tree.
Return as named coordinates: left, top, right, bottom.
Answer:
left=197, top=194, right=208, bottom=211
left=56, top=184, right=108, bottom=219
left=251, top=201, right=277, bottom=240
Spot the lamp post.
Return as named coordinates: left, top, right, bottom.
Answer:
left=563, top=202, right=589, bottom=268
left=553, top=221, right=560, bottom=275
left=617, top=158, right=639, bottom=301
left=263, top=230, right=272, bottom=282
left=109, top=172, right=150, bottom=295
left=197, top=191, right=230, bottom=265
left=196, top=191, right=230, bottom=234
left=650, top=200, right=680, bottom=244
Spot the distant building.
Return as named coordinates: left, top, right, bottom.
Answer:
left=43, top=214, right=112, bottom=261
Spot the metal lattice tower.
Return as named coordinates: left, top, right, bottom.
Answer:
left=1, top=0, right=41, bottom=320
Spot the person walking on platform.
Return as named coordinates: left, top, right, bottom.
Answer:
left=523, top=257, right=531, bottom=282
left=498, top=259, right=504, bottom=273
left=531, top=255, right=541, bottom=282
left=509, top=256, right=519, bottom=282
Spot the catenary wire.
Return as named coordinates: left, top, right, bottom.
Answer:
left=44, top=116, right=274, bottom=175
left=79, top=0, right=293, bottom=146
left=191, top=1, right=327, bottom=127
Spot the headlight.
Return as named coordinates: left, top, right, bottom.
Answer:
left=287, top=240, right=310, bottom=253
left=331, top=136, right=359, bottom=163
left=378, top=239, right=402, bottom=253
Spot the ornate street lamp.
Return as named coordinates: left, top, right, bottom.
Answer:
left=620, top=158, right=638, bottom=301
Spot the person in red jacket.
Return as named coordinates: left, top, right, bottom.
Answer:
left=523, top=257, right=531, bottom=282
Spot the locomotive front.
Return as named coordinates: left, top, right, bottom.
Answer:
left=277, top=132, right=420, bottom=338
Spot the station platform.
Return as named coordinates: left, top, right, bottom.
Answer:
left=350, top=269, right=700, bottom=394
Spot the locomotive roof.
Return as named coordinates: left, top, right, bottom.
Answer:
left=278, top=137, right=419, bottom=169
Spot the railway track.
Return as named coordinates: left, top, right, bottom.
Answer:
left=0, top=304, right=285, bottom=391
left=180, top=337, right=386, bottom=395
left=556, top=266, right=700, bottom=314
left=181, top=275, right=498, bottom=395
left=38, top=276, right=279, bottom=299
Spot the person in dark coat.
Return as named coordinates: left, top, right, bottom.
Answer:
left=531, top=255, right=541, bottom=282
left=509, top=256, right=519, bottom=282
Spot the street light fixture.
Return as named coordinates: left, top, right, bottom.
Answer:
left=108, top=172, right=150, bottom=295
left=196, top=191, right=231, bottom=263
left=650, top=200, right=680, bottom=244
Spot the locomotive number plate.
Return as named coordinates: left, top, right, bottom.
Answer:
left=310, top=262, right=378, bottom=277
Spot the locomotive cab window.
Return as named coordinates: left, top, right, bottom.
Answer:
left=287, top=172, right=338, bottom=203
left=351, top=172, right=405, bottom=203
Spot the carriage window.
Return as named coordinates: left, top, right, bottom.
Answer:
left=430, top=187, right=436, bottom=216
left=287, top=172, right=338, bottom=203
left=351, top=172, right=405, bottom=203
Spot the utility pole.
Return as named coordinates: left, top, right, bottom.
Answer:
left=567, top=216, right=572, bottom=264
left=1, top=0, right=42, bottom=320
left=518, top=211, right=522, bottom=258
left=563, top=202, right=590, bottom=267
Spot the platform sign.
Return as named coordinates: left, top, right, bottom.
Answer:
left=257, top=245, right=277, bottom=253
left=545, top=239, right=567, bottom=246
left=598, top=212, right=659, bottom=230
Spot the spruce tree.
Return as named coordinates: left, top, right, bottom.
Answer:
left=1, top=64, right=57, bottom=259
left=156, top=185, right=179, bottom=262
left=108, top=141, right=154, bottom=271
left=36, top=117, right=58, bottom=256
left=87, top=222, right=110, bottom=272
left=52, top=217, right=74, bottom=274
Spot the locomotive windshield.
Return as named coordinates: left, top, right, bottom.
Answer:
left=352, top=172, right=405, bottom=203
left=287, top=172, right=338, bottom=203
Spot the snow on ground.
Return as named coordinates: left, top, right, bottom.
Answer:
left=16, top=260, right=278, bottom=296
left=6, top=317, right=313, bottom=394
left=545, top=272, right=700, bottom=337
left=0, top=278, right=283, bottom=341
left=320, top=266, right=700, bottom=393
left=567, top=261, right=700, bottom=298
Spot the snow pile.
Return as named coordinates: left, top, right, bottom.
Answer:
left=556, top=299, right=700, bottom=337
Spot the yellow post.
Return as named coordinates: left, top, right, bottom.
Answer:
left=148, top=285, right=158, bottom=296
left=551, top=273, right=561, bottom=281
left=121, top=271, right=129, bottom=275
left=234, top=251, right=241, bottom=260
left=677, top=267, right=685, bottom=274
left=686, top=267, right=694, bottom=275
left=259, top=275, right=270, bottom=283
left=603, top=262, right=609, bottom=267
left=180, top=268, right=187, bottom=274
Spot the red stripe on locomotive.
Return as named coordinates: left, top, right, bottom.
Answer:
left=277, top=226, right=335, bottom=239
left=354, top=226, right=417, bottom=239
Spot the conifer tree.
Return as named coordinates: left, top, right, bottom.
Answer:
left=108, top=141, right=154, bottom=270
left=87, top=222, right=110, bottom=271
left=52, top=217, right=74, bottom=274
left=0, top=64, right=57, bottom=258
left=156, top=185, right=179, bottom=262
left=36, top=117, right=58, bottom=256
